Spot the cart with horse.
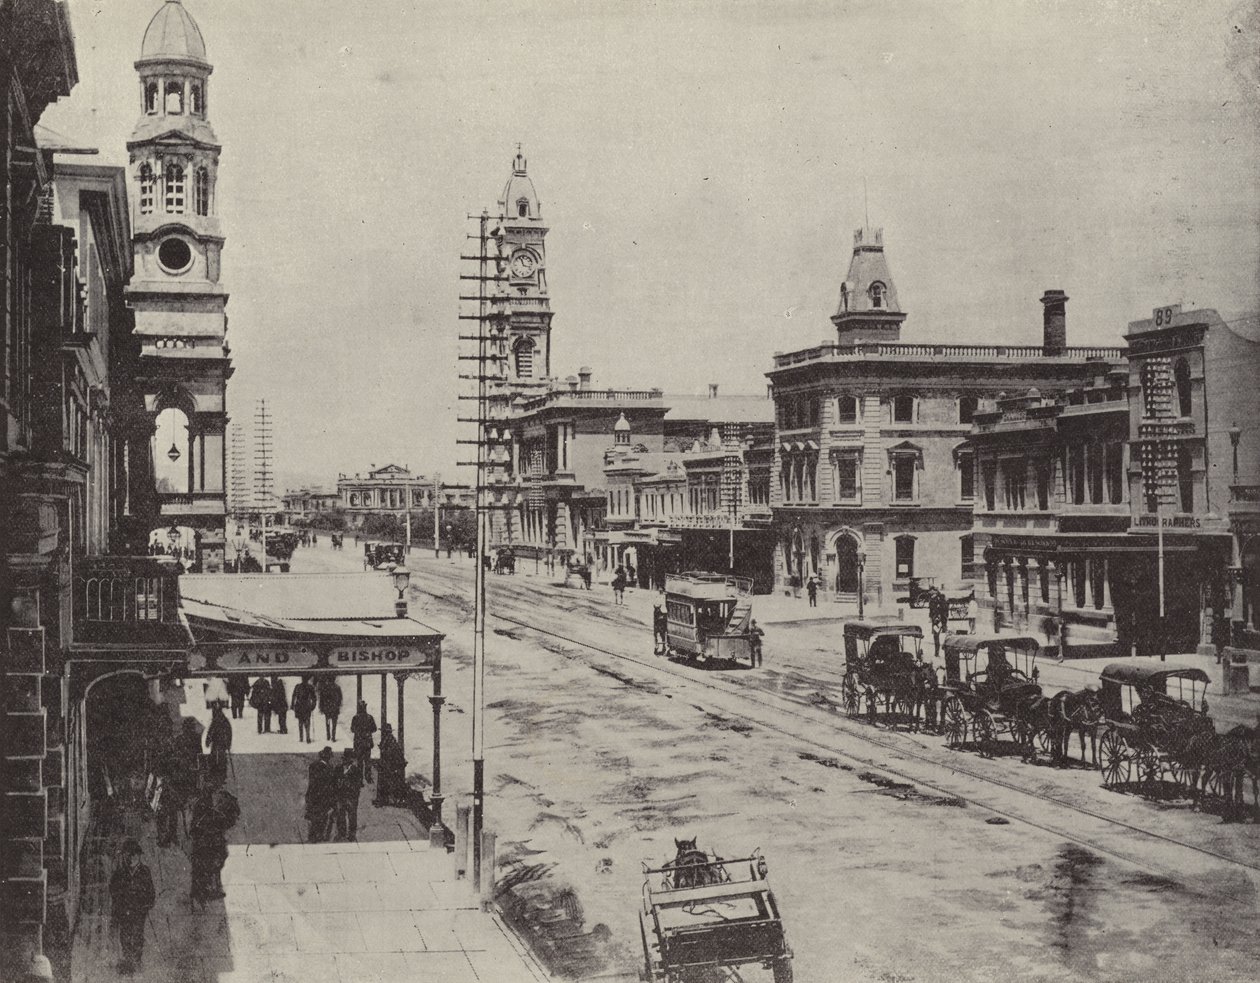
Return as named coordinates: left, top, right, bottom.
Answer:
left=940, top=635, right=1046, bottom=757
left=640, top=839, right=793, bottom=983
left=841, top=622, right=935, bottom=728
left=1095, top=662, right=1214, bottom=796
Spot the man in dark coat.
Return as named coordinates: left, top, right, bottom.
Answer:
left=318, top=677, right=343, bottom=741
left=205, top=705, right=232, bottom=787
left=304, top=747, right=336, bottom=843
left=226, top=675, right=250, bottom=719
left=350, top=700, right=377, bottom=784
left=189, top=789, right=227, bottom=903
left=373, top=723, right=407, bottom=806
left=249, top=676, right=273, bottom=733
left=269, top=675, right=289, bottom=734
left=653, top=601, right=669, bottom=654
left=176, top=717, right=203, bottom=793
left=334, top=748, right=363, bottom=841
left=291, top=677, right=318, bottom=744
left=109, top=839, right=156, bottom=975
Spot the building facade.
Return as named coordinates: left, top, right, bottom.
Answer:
left=279, top=486, right=340, bottom=521
left=767, top=228, right=1123, bottom=608
left=336, top=464, right=474, bottom=527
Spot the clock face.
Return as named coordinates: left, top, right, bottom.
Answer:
left=510, top=251, right=536, bottom=278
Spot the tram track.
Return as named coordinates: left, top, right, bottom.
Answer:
left=419, top=578, right=1260, bottom=885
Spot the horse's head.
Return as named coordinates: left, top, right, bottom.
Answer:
left=674, top=837, right=697, bottom=854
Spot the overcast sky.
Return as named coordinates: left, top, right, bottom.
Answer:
left=42, top=0, right=1260, bottom=490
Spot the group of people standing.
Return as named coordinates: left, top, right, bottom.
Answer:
left=227, top=674, right=344, bottom=742
left=303, top=702, right=408, bottom=842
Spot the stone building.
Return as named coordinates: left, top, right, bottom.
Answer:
left=279, top=486, right=340, bottom=521
left=767, top=228, right=1123, bottom=608
left=336, top=464, right=474, bottom=527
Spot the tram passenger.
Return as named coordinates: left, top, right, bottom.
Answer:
left=653, top=599, right=669, bottom=654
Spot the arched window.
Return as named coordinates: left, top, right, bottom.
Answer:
left=517, top=198, right=529, bottom=218
left=870, top=282, right=886, bottom=309
left=165, top=80, right=184, bottom=114
left=194, top=168, right=209, bottom=216
left=164, top=163, right=185, bottom=214
left=138, top=164, right=155, bottom=215
left=190, top=82, right=204, bottom=115
left=144, top=81, right=159, bottom=114
left=514, top=338, right=535, bottom=378
left=1174, top=358, right=1192, bottom=418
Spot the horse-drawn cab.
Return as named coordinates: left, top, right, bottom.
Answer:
left=1096, top=662, right=1214, bottom=793
left=640, top=839, right=793, bottom=983
left=662, top=573, right=755, bottom=668
left=363, top=542, right=404, bottom=571
left=940, top=635, right=1045, bottom=755
left=840, top=622, right=928, bottom=725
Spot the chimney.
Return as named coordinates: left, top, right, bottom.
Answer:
left=708, top=383, right=719, bottom=399
left=578, top=366, right=592, bottom=390
left=565, top=375, right=579, bottom=392
left=1040, top=289, right=1068, bottom=355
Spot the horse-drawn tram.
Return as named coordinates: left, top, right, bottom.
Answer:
left=1096, top=662, right=1214, bottom=795
left=840, top=621, right=930, bottom=725
left=663, top=573, right=756, bottom=668
left=640, top=843, right=793, bottom=983
left=940, top=635, right=1046, bottom=758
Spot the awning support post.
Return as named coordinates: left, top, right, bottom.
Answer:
left=380, top=673, right=388, bottom=726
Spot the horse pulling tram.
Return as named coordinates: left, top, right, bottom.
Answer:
left=1095, top=662, right=1214, bottom=795
left=940, top=635, right=1045, bottom=757
left=840, top=622, right=935, bottom=727
left=640, top=841, right=792, bottom=983
left=663, top=573, right=756, bottom=668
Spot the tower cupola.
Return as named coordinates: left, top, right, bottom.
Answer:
left=831, top=227, right=907, bottom=346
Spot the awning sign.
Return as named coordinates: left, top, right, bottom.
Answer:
left=190, top=643, right=434, bottom=675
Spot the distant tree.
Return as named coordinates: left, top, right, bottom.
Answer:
left=362, top=513, right=403, bottom=541
left=309, top=507, right=348, bottom=531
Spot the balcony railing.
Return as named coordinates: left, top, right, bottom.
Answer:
left=515, top=387, right=664, bottom=412
left=773, top=342, right=1124, bottom=369
left=71, top=556, right=192, bottom=652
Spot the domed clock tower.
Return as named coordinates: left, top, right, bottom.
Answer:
left=125, top=0, right=233, bottom=570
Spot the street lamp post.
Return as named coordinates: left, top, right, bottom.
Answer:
left=392, top=565, right=411, bottom=618
left=856, top=549, right=866, bottom=620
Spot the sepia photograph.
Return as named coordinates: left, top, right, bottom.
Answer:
left=2, top=1, right=1259, bottom=981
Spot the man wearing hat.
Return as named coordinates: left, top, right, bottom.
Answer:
left=304, top=747, right=336, bottom=843
left=334, top=748, right=363, bottom=841
left=350, top=700, right=378, bottom=785
left=109, top=839, right=155, bottom=975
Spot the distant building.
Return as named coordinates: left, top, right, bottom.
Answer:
left=336, top=465, right=474, bottom=527
left=279, top=486, right=340, bottom=521
left=766, top=229, right=1123, bottom=608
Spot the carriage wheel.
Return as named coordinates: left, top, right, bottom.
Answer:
left=1166, top=759, right=1194, bottom=799
left=1098, top=730, right=1129, bottom=789
left=943, top=697, right=966, bottom=748
left=842, top=674, right=860, bottom=717
left=892, top=691, right=916, bottom=728
left=865, top=688, right=879, bottom=725
left=1134, top=746, right=1162, bottom=797
left=1033, top=724, right=1055, bottom=758
left=973, top=711, right=996, bottom=758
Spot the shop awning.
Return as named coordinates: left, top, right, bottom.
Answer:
left=182, top=596, right=443, bottom=676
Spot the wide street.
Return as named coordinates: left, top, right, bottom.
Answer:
left=291, top=540, right=1260, bottom=983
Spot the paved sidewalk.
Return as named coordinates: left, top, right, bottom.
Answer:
left=70, top=686, right=549, bottom=983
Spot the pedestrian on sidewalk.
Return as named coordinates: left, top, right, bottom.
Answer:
left=374, top=723, right=407, bottom=806
left=626, top=562, right=636, bottom=588
left=334, top=748, right=363, bottom=841
left=350, top=700, right=378, bottom=784
left=291, top=676, right=317, bottom=744
left=806, top=576, right=819, bottom=607
left=269, top=675, right=289, bottom=734
left=318, top=677, right=343, bottom=741
left=109, top=838, right=155, bottom=976
left=928, top=587, right=950, bottom=657
left=305, top=747, right=336, bottom=843
left=176, top=717, right=203, bottom=793
left=205, top=705, right=232, bottom=787
left=189, top=789, right=228, bottom=903
left=749, top=619, right=765, bottom=667
left=226, top=675, right=249, bottom=719
left=249, top=676, right=273, bottom=733
left=612, top=567, right=627, bottom=605
left=581, top=565, right=592, bottom=590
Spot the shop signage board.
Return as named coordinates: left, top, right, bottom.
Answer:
left=189, top=642, right=437, bottom=675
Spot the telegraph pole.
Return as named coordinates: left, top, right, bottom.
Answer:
left=254, top=399, right=274, bottom=565
left=457, top=209, right=509, bottom=890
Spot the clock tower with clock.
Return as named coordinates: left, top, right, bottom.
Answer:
left=494, top=149, right=553, bottom=388
left=124, top=0, right=233, bottom=570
